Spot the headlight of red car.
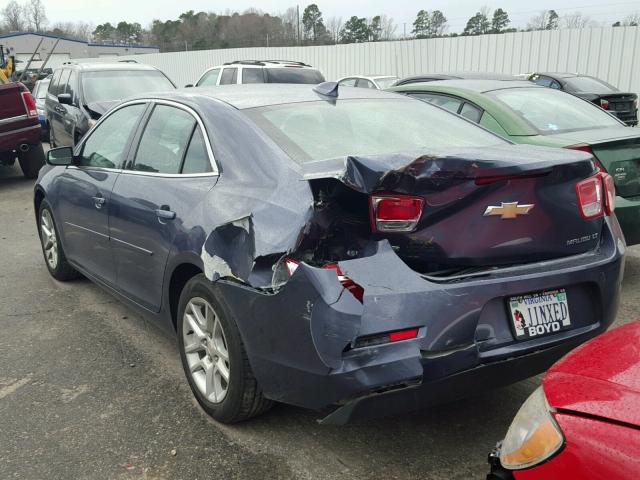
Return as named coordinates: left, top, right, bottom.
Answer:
left=500, top=386, right=564, bottom=470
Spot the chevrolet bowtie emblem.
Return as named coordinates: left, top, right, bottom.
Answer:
left=483, top=202, right=534, bottom=219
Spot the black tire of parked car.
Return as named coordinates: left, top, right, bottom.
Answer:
left=18, top=143, right=46, bottom=179
left=37, top=199, right=80, bottom=281
left=177, top=274, right=273, bottom=423
left=49, top=126, right=56, bottom=149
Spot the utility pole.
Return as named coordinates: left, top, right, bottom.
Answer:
left=403, top=23, right=407, bottom=39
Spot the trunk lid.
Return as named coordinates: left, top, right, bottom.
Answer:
left=304, top=144, right=603, bottom=273
left=553, top=127, right=640, bottom=198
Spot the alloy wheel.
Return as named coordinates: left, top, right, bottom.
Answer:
left=182, top=297, right=230, bottom=403
left=40, top=209, right=58, bottom=270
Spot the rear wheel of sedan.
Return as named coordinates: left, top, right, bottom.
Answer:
left=38, top=200, right=78, bottom=281
left=18, top=143, right=45, bottom=179
left=177, top=275, right=272, bottom=423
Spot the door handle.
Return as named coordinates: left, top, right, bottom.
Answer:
left=155, top=208, right=176, bottom=220
left=92, top=195, right=106, bottom=209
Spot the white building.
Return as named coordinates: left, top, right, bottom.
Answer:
left=0, top=32, right=159, bottom=71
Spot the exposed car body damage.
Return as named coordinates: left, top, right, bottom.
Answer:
left=35, top=85, right=625, bottom=423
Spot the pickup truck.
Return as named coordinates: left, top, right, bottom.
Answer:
left=0, top=81, right=44, bottom=178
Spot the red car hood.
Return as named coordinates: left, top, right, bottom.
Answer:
left=544, top=321, right=640, bottom=427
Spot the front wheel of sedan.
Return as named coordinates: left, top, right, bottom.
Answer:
left=38, top=200, right=78, bottom=281
left=177, top=275, right=273, bottom=423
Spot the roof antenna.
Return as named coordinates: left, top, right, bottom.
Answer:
left=313, top=81, right=339, bottom=98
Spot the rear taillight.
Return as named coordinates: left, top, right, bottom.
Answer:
left=576, top=175, right=604, bottom=220
left=601, top=172, right=615, bottom=215
left=600, top=99, right=609, bottom=110
left=369, top=194, right=424, bottom=233
left=284, top=258, right=364, bottom=302
left=565, top=144, right=605, bottom=172
left=21, top=91, right=38, bottom=118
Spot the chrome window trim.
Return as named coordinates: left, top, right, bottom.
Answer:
left=75, top=98, right=220, bottom=177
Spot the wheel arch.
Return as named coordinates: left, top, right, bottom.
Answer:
left=167, top=261, right=204, bottom=332
left=34, top=186, right=46, bottom=221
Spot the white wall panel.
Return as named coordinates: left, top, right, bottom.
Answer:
left=76, top=26, right=640, bottom=93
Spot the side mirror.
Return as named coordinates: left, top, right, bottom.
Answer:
left=184, top=84, right=194, bottom=88
left=57, top=93, right=73, bottom=105
left=47, top=146, right=74, bottom=166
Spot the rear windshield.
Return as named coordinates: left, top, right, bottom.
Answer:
left=564, top=76, right=617, bottom=94
left=81, top=70, right=175, bottom=104
left=490, top=87, right=621, bottom=134
left=246, top=98, right=506, bottom=164
left=265, top=68, right=325, bottom=84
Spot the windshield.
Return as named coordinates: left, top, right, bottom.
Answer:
left=265, top=68, right=325, bottom=84
left=246, top=98, right=506, bottom=164
left=81, top=70, right=175, bottom=104
left=564, top=76, right=616, bottom=94
left=490, top=87, right=621, bottom=134
left=375, top=77, right=399, bottom=89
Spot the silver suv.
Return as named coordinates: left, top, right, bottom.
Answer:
left=190, top=60, right=325, bottom=87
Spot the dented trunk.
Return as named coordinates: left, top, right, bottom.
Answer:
left=297, top=145, right=601, bottom=275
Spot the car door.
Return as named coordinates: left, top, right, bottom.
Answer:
left=46, top=68, right=66, bottom=144
left=53, top=102, right=147, bottom=285
left=109, top=101, right=218, bottom=312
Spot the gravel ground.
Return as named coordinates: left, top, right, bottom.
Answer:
left=1, top=159, right=637, bottom=480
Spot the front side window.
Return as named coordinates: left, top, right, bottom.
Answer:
left=356, top=79, right=376, bottom=89
left=48, top=69, right=62, bottom=96
left=133, top=105, right=196, bottom=174
left=81, top=70, right=174, bottom=104
left=460, top=103, right=482, bottom=123
left=490, top=87, right=622, bottom=134
left=80, top=103, right=146, bottom=168
left=197, top=68, right=221, bottom=87
left=409, top=92, right=463, bottom=115
left=246, top=98, right=505, bottom=164
left=339, top=78, right=357, bottom=87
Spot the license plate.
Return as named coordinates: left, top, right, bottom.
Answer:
left=508, top=289, right=571, bottom=340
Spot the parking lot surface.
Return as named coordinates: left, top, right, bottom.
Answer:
left=1, top=160, right=638, bottom=480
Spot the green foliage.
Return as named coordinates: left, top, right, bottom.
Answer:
left=491, top=8, right=510, bottom=33
left=464, top=11, right=491, bottom=35
left=339, top=16, right=370, bottom=43
left=412, top=9, right=447, bottom=38
left=302, top=4, right=327, bottom=43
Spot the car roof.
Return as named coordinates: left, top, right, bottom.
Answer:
left=399, top=72, right=516, bottom=83
left=393, top=79, right=543, bottom=94
left=60, top=62, right=161, bottom=72
left=534, top=72, right=579, bottom=79
left=158, top=84, right=405, bottom=110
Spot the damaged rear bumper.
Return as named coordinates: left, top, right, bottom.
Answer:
left=213, top=218, right=624, bottom=424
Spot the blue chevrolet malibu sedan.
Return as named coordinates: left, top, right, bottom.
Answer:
left=34, top=84, right=625, bottom=424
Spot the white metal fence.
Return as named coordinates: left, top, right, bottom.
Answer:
left=80, top=26, right=640, bottom=92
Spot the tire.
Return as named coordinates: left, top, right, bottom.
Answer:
left=18, top=143, right=45, bottom=179
left=37, top=199, right=79, bottom=281
left=49, top=126, right=56, bottom=148
left=177, top=274, right=272, bottom=423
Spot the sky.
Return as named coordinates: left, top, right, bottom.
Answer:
left=4, top=0, right=640, bottom=33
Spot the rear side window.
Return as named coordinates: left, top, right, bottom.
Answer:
left=80, top=104, right=146, bottom=168
left=220, top=68, right=238, bottom=85
left=66, top=70, right=78, bottom=100
left=56, top=69, right=71, bottom=96
left=460, top=103, right=482, bottom=123
left=339, top=78, right=356, bottom=87
left=265, top=68, right=324, bottom=84
left=133, top=105, right=196, bottom=174
left=242, top=68, right=264, bottom=84
left=197, top=68, right=220, bottom=87
left=356, top=79, right=375, bottom=89
left=181, top=128, right=212, bottom=174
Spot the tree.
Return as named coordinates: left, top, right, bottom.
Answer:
left=561, top=12, right=591, bottom=29
left=464, top=8, right=490, bottom=36
left=622, top=12, right=640, bottom=26
left=28, top=0, right=46, bottom=31
left=302, top=4, right=325, bottom=43
left=379, top=15, right=397, bottom=40
left=326, top=16, right=342, bottom=43
left=412, top=9, right=447, bottom=38
left=116, top=21, right=143, bottom=44
left=527, top=10, right=558, bottom=31
left=2, top=0, right=26, bottom=31
left=491, top=8, right=510, bottom=33
left=93, top=22, right=117, bottom=42
left=369, top=15, right=382, bottom=41
left=339, top=16, right=369, bottom=44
